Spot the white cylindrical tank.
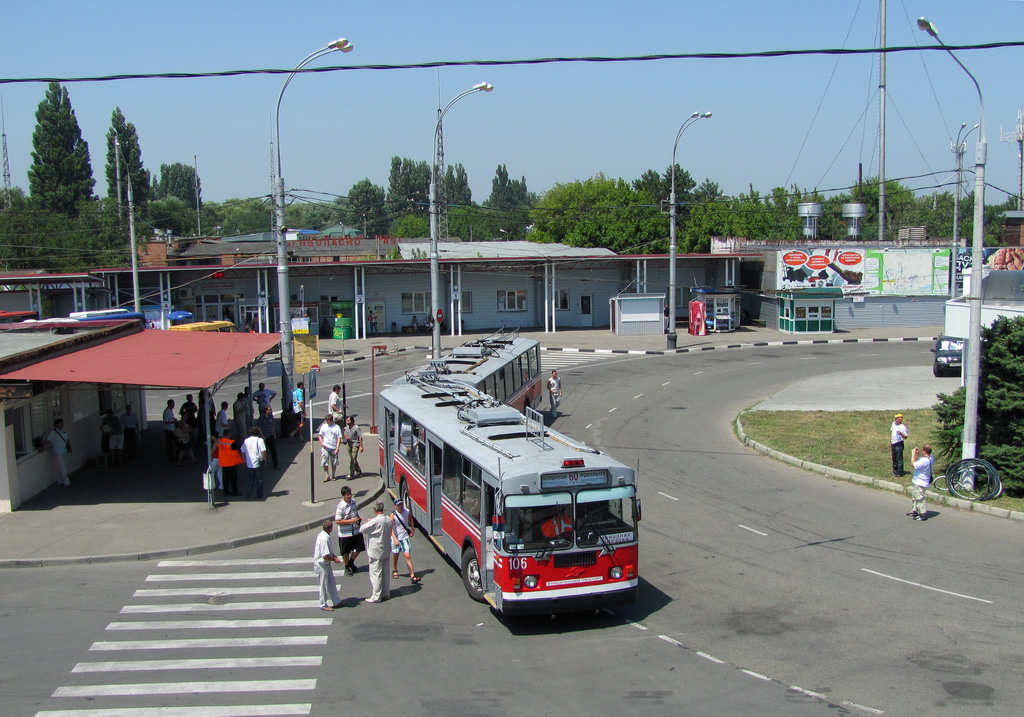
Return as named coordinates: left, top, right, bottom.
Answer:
left=842, top=203, right=867, bottom=238
left=797, top=203, right=822, bottom=239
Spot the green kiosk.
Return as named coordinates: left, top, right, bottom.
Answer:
left=777, top=287, right=841, bottom=334
left=330, top=300, right=355, bottom=340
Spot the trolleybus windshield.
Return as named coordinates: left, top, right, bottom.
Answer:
left=504, top=492, right=573, bottom=551
left=576, top=486, right=637, bottom=548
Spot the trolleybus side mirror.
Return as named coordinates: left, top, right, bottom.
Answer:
left=636, top=499, right=642, bottom=522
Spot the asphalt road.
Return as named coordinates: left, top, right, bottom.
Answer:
left=6, top=341, right=1022, bottom=716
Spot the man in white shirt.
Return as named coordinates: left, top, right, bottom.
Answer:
left=313, top=520, right=343, bottom=611
left=328, top=385, right=343, bottom=422
left=43, top=418, right=72, bottom=486
left=241, top=427, right=268, bottom=499
left=215, top=401, right=231, bottom=436
left=391, top=499, right=419, bottom=584
left=120, top=404, right=140, bottom=461
left=907, top=445, right=934, bottom=521
left=890, top=413, right=909, bottom=477
left=317, top=413, right=343, bottom=482
left=547, top=370, right=562, bottom=417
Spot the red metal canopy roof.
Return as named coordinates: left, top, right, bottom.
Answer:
left=0, top=330, right=281, bottom=389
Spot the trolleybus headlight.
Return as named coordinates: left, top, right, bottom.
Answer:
left=610, top=566, right=623, bottom=580
left=524, top=575, right=539, bottom=589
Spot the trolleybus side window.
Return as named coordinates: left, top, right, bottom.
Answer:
left=441, top=445, right=461, bottom=503
left=575, top=486, right=637, bottom=548
left=462, top=469, right=482, bottom=521
left=505, top=493, right=573, bottom=551
left=398, top=413, right=426, bottom=475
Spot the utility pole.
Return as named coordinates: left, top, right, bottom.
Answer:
left=878, top=0, right=887, bottom=242
left=1001, top=109, right=1024, bottom=211
left=1, top=97, right=11, bottom=210
left=436, top=111, right=449, bottom=240
left=193, top=155, right=201, bottom=235
left=113, top=137, right=124, bottom=223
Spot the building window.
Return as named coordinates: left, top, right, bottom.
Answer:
left=459, top=291, right=473, bottom=314
left=556, top=289, right=569, bottom=311
left=497, top=289, right=526, bottom=312
left=401, top=291, right=429, bottom=314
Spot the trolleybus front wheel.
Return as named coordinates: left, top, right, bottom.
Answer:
left=461, top=547, right=485, bottom=602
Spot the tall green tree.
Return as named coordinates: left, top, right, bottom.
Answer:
left=28, top=82, right=95, bottom=215
left=443, top=163, right=472, bottom=206
left=386, top=156, right=430, bottom=219
left=343, top=179, right=388, bottom=236
left=483, top=164, right=534, bottom=239
left=153, top=162, right=201, bottom=207
left=104, top=107, right=150, bottom=215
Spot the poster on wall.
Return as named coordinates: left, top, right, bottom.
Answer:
left=868, top=248, right=949, bottom=295
left=778, top=249, right=865, bottom=291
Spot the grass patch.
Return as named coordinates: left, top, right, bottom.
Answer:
left=739, top=408, right=1024, bottom=514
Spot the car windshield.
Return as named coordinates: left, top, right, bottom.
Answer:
left=504, top=493, right=573, bottom=551
left=575, top=486, right=637, bottom=548
left=938, top=338, right=963, bottom=353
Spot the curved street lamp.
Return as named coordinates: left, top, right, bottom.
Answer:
left=429, top=82, right=493, bottom=357
left=273, top=38, right=353, bottom=407
left=667, top=111, right=711, bottom=349
left=918, top=17, right=985, bottom=460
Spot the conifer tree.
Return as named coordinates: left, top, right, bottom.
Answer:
left=28, top=82, right=95, bottom=215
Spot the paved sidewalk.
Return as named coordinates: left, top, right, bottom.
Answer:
left=0, top=324, right=944, bottom=568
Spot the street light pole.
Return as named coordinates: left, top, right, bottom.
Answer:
left=918, top=17, right=986, bottom=460
left=274, top=38, right=353, bottom=408
left=429, top=82, right=493, bottom=358
left=950, top=122, right=978, bottom=299
left=667, top=111, right=711, bottom=349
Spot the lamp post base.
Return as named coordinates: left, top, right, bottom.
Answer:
left=666, top=331, right=677, bottom=350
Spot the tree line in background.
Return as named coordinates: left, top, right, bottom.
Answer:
left=0, top=81, right=1015, bottom=272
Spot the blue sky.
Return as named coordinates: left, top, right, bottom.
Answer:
left=2, top=1, right=1022, bottom=212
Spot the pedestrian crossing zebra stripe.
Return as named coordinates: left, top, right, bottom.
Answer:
left=121, top=601, right=318, bottom=614
left=36, top=706, right=312, bottom=717
left=52, top=680, right=317, bottom=697
left=72, top=657, right=323, bottom=673
left=90, top=636, right=329, bottom=651
left=106, top=619, right=332, bottom=630
left=156, top=558, right=310, bottom=567
left=135, top=586, right=314, bottom=597
left=146, top=572, right=310, bottom=582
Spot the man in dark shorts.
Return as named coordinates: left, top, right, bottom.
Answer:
left=334, top=485, right=365, bottom=576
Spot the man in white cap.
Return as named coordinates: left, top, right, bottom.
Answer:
left=890, top=413, right=908, bottom=477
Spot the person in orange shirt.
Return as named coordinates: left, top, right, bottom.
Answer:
left=216, top=429, right=244, bottom=496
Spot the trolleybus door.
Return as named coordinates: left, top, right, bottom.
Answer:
left=384, top=408, right=396, bottom=485
left=428, top=439, right=443, bottom=535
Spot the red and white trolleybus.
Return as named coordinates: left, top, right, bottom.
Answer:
left=427, top=330, right=543, bottom=413
left=380, top=368, right=640, bottom=615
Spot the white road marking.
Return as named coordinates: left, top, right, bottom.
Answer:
left=658, top=635, right=684, bottom=648
left=625, top=620, right=649, bottom=631
left=52, top=680, right=317, bottom=697
left=122, top=601, right=318, bottom=613
left=696, top=651, right=725, bottom=664
left=135, top=586, right=312, bottom=597
left=861, top=568, right=992, bottom=603
left=843, top=701, right=885, bottom=715
left=657, top=491, right=679, bottom=501
left=800, top=356, right=817, bottom=360
left=693, top=370, right=704, bottom=374
left=738, top=525, right=768, bottom=536
left=745, top=362, right=761, bottom=366
left=633, top=394, right=644, bottom=399
left=608, top=407, right=618, bottom=413
left=789, top=685, right=829, bottom=700
left=90, top=636, right=328, bottom=651
left=35, top=706, right=312, bottom=716
left=742, top=669, right=772, bottom=681
left=585, top=423, right=593, bottom=429
left=72, top=657, right=323, bottom=673
left=157, top=558, right=308, bottom=567
left=146, top=572, right=309, bottom=582
left=661, top=381, right=671, bottom=386
left=106, top=619, right=332, bottom=631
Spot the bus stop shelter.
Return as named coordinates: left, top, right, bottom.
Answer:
left=0, top=328, right=280, bottom=510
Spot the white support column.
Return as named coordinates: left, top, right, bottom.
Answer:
left=543, top=263, right=550, bottom=333
left=550, top=263, right=557, bottom=334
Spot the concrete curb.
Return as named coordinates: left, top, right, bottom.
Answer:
left=734, top=414, right=1024, bottom=524
left=0, top=480, right=386, bottom=569
left=545, top=335, right=937, bottom=357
